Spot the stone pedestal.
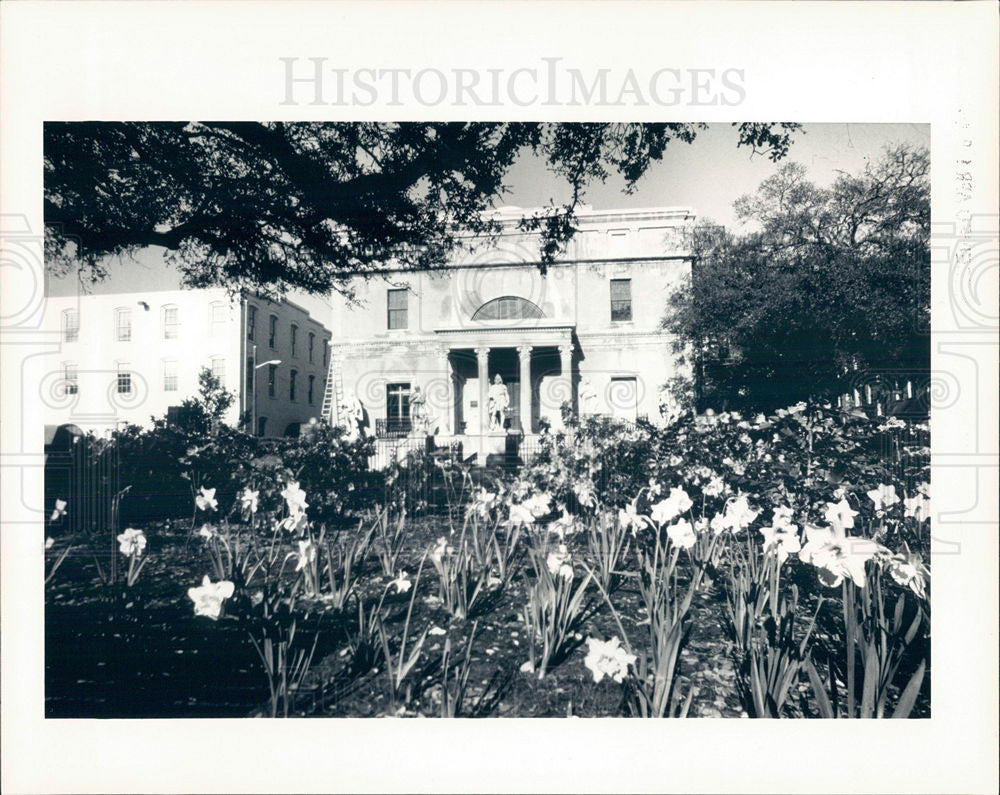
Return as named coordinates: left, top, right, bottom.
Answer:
left=472, top=430, right=508, bottom=465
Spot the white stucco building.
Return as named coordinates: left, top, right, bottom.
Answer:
left=44, top=255, right=332, bottom=438
left=324, top=205, right=695, bottom=463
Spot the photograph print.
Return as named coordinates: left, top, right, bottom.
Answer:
left=42, top=121, right=931, bottom=719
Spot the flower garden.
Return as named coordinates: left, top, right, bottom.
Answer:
left=45, top=404, right=930, bottom=719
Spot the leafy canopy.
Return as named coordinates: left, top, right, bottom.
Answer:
left=45, top=122, right=799, bottom=297
left=665, top=143, right=929, bottom=411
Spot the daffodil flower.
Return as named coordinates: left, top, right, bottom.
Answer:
left=884, top=544, right=929, bottom=599
left=823, top=498, right=859, bottom=531
left=800, top=523, right=881, bottom=588
left=295, top=539, right=316, bottom=572
left=116, top=528, right=147, bottom=558
left=198, top=524, right=216, bottom=540
left=867, top=483, right=900, bottom=513
left=239, top=488, right=259, bottom=514
left=583, top=636, right=636, bottom=683
left=281, top=482, right=309, bottom=515
left=903, top=494, right=931, bottom=523
left=667, top=519, right=697, bottom=550
left=759, top=523, right=801, bottom=564
left=50, top=499, right=67, bottom=522
left=430, top=536, right=454, bottom=564
left=390, top=571, right=412, bottom=594
left=195, top=487, right=218, bottom=512
left=187, top=575, right=235, bottom=620
left=546, top=544, right=574, bottom=581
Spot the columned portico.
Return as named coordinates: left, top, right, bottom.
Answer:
left=431, top=324, right=575, bottom=464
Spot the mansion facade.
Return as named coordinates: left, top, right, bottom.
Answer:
left=324, top=206, right=695, bottom=463
left=44, top=281, right=331, bottom=439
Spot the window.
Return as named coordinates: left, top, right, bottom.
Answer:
left=472, top=296, right=544, bottom=321
left=115, top=308, right=132, bottom=341
left=116, top=364, right=132, bottom=395
left=610, top=279, right=632, bottom=322
left=267, top=364, right=277, bottom=398
left=386, top=382, right=411, bottom=433
left=257, top=417, right=268, bottom=436
left=162, top=305, right=179, bottom=339
left=323, top=339, right=329, bottom=368
left=163, top=360, right=178, bottom=392
left=247, top=305, right=257, bottom=340
left=387, top=289, right=408, bottom=330
left=289, top=369, right=298, bottom=401
left=291, top=324, right=298, bottom=357
left=211, top=356, right=226, bottom=385
left=308, top=332, right=315, bottom=363
left=210, top=302, right=227, bottom=336
left=307, top=374, right=315, bottom=405
left=64, top=363, right=79, bottom=396
left=246, top=356, right=254, bottom=394
left=268, top=315, right=278, bottom=349
left=62, top=309, right=79, bottom=342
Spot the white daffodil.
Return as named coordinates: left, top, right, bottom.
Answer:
left=546, top=544, right=574, bottom=581
left=198, top=523, right=216, bottom=540
left=50, top=499, right=67, bottom=522
left=702, top=476, right=726, bottom=497
left=759, top=523, right=801, bottom=564
left=573, top=480, right=596, bottom=508
left=195, top=487, right=218, bottom=512
left=508, top=502, right=536, bottom=528
left=430, top=536, right=454, bottom=564
left=390, top=571, right=412, bottom=594
left=524, top=492, right=553, bottom=518
left=295, top=539, right=316, bottom=572
left=45, top=537, right=55, bottom=549
left=187, top=575, right=235, bottom=620
left=867, top=483, right=900, bottom=513
left=548, top=507, right=579, bottom=541
left=116, top=528, right=147, bottom=558
left=239, top=488, right=259, bottom=514
left=667, top=519, right=697, bottom=550
left=583, top=636, right=636, bottom=683
left=884, top=544, right=929, bottom=599
left=800, top=523, right=881, bottom=589
left=903, top=494, right=931, bottom=523
left=650, top=486, right=692, bottom=526
left=647, top=479, right=663, bottom=498
left=281, top=482, right=309, bottom=515
left=618, top=499, right=647, bottom=535
left=823, top=498, right=859, bottom=531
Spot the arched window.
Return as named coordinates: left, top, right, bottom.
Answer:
left=472, top=296, right=544, bottom=321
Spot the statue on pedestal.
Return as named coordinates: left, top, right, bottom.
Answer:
left=409, top=385, right=428, bottom=434
left=340, top=391, right=365, bottom=441
left=487, top=374, right=510, bottom=432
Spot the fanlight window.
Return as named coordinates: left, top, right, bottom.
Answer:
left=472, top=296, right=544, bottom=321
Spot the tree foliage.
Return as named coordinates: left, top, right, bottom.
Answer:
left=665, top=144, right=929, bottom=411
left=45, top=121, right=800, bottom=296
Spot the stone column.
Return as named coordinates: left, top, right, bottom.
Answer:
left=436, top=347, right=453, bottom=435
left=475, top=346, right=489, bottom=435
left=517, top=344, right=533, bottom=434
left=558, top=343, right=574, bottom=422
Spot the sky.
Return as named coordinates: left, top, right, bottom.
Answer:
left=48, top=122, right=929, bottom=320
